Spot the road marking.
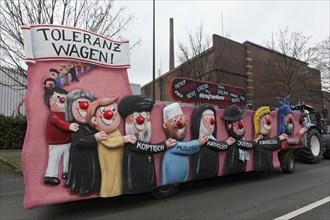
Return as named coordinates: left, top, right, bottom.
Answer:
left=274, top=196, right=330, bottom=220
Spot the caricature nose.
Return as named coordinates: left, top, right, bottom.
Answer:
left=79, top=101, right=89, bottom=110
left=103, top=110, right=113, bottom=120
left=266, top=118, right=272, bottom=125
left=59, top=97, right=65, bottom=104
left=136, top=115, right=145, bottom=124
left=237, top=121, right=244, bottom=129
left=289, top=116, right=293, bottom=123
left=176, top=120, right=183, bottom=128
left=210, top=118, right=215, bottom=125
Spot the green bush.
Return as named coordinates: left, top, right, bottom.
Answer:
left=0, top=115, right=27, bottom=149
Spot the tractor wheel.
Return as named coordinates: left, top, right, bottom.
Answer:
left=151, top=184, right=180, bottom=199
left=279, top=150, right=295, bottom=174
left=297, top=127, right=323, bottom=164
left=323, top=133, right=330, bottom=159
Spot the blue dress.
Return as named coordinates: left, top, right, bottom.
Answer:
left=161, top=140, right=200, bottom=185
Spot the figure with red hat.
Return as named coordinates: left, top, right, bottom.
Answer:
left=191, top=104, right=235, bottom=180
left=161, top=103, right=208, bottom=185
left=253, top=106, right=287, bottom=171
left=222, top=104, right=260, bottom=175
left=118, top=95, right=176, bottom=194
left=43, top=87, right=79, bottom=185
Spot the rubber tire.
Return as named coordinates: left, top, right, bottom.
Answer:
left=297, top=127, right=323, bottom=164
left=279, top=150, right=295, bottom=174
left=151, top=184, right=180, bottom=199
left=323, top=133, right=330, bottom=159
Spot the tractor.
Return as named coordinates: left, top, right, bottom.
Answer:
left=291, top=102, right=330, bottom=162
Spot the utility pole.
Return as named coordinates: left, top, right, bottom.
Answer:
left=152, top=0, right=156, bottom=103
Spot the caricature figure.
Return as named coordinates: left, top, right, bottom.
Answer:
left=49, top=68, right=62, bottom=87
left=43, top=87, right=79, bottom=185
left=191, top=104, right=235, bottom=180
left=58, top=64, right=70, bottom=86
left=64, top=89, right=101, bottom=195
left=43, top=78, right=56, bottom=91
left=67, top=61, right=79, bottom=82
left=87, top=97, right=136, bottom=198
left=161, top=103, right=208, bottom=185
left=222, top=105, right=259, bottom=175
left=75, top=62, right=82, bottom=78
left=118, top=95, right=176, bottom=194
left=253, top=106, right=287, bottom=171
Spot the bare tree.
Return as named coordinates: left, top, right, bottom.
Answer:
left=177, top=22, right=215, bottom=81
left=0, top=0, right=136, bottom=90
left=266, top=27, right=319, bottom=104
left=314, top=37, right=330, bottom=95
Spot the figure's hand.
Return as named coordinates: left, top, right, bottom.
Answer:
left=165, top=138, right=176, bottom=148
left=123, top=135, right=136, bottom=144
left=94, top=131, right=108, bottom=142
left=69, top=123, right=79, bottom=132
left=254, top=134, right=263, bottom=143
left=225, top=137, right=236, bottom=146
left=299, top=127, right=308, bottom=135
left=279, top=133, right=288, bottom=141
left=198, top=135, right=208, bottom=145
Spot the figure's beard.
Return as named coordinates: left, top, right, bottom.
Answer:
left=285, top=122, right=295, bottom=136
left=227, top=126, right=244, bottom=140
left=199, top=121, right=215, bottom=140
left=125, top=121, right=152, bottom=142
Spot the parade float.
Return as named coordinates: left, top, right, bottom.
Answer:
left=21, top=24, right=307, bottom=209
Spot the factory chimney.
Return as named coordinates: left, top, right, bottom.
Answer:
left=169, top=18, right=175, bottom=71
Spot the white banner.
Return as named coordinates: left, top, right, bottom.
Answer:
left=21, top=24, right=130, bottom=68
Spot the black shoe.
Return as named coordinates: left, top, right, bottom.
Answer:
left=44, top=177, right=60, bottom=185
left=62, top=173, right=68, bottom=179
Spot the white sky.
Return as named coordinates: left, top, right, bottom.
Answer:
left=115, top=0, right=330, bottom=86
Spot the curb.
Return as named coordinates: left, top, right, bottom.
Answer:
left=0, top=157, right=23, bottom=175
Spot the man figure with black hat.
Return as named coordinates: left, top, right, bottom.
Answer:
left=223, top=104, right=260, bottom=175
left=118, top=95, right=176, bottom=194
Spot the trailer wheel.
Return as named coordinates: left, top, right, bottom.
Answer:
left=323, top=133, right=330, bottom=159
left=297, top=127, right=323, bottom=164
left=151, top=184, right=180, bottom=199
left=279, top=150, right=295, bottom=174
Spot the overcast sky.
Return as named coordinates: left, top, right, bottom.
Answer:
left=115, top=0, right=330, bottom=86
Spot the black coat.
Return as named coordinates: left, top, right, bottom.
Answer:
left=223, top=139, right=257, bottom=175
left=65, top=123, right=101, bottom=195
left=254, top=137, right=281, bottom=172
left=123, top=141, right=166, bottom=194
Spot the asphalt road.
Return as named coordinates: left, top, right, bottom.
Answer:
left=1, top=159, right=329, bottom=220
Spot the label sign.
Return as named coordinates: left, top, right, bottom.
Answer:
left=21, top=24, right=130, bottom=68
left=170, top=77, right=247, bottom=106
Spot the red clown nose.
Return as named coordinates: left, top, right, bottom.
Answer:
left=59, top=97, right=65, bottom=104
left=289, top=116, right=293, bottom=123
left=136, top=115, right=145, bottom=124
left=176, top=120, right=183, bottom=128
left=237, top=120, right=244, bottom=129
left=210, top=118, right=216, bottom=125
left=79, top=101, right=89, bottom=110
left=266, top=118, right=272, bottom=125
left=103, top=110, right=113, bottom=120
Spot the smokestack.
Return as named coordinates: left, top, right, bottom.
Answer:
left=169, top=18, right=175, bottom=71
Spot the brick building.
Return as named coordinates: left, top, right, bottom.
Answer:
left=141, top=34, right=325, bottom=112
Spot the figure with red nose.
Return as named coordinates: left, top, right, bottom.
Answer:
left=161, top=103, right=208, bottom=185
left=253, top=106, right=287, bottom=171
left=223, top=105, right=258, bottom=175
left=118, top=96, right=176, bottom=194
left=87, top=97, right=136, bottom=198
left=64, top=89, right=102, bottom=195
left=191, top=104, right=235, bottom=180
left=43, top=88, right=79, bottom=185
